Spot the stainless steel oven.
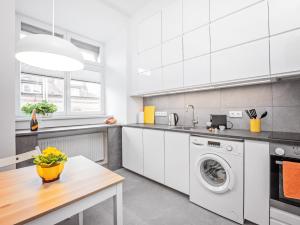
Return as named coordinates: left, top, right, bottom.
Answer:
left=270, top=142, right=300, bottom=219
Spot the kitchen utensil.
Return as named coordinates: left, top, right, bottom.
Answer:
left=168, top=113, right=179, bottom=126
left=219, top=125, right=226, bottom=131
left=245, top=110, right=252, bottom=119
left=260, top=111, right=268, bottom=119
left=144, top=106, right=155, bottom=124
left=249, top=109, right=257, bottom=119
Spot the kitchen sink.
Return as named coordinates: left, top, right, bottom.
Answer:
left=170, top=126, right=194, bottom=131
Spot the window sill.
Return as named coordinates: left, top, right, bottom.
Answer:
left=16, top=114, right=111, bottom=122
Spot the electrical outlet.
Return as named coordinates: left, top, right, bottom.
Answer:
left=155, top=111, right=167, bottom=117
left=229, top=111, right=243, bottom=118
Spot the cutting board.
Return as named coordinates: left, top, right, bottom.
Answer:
left=144, top=106, right=155, bottom=124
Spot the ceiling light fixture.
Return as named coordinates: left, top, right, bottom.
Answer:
left=15, top=0, right=84, bottom=71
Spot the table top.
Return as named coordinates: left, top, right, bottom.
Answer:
left=0, top=156, right=124, bottom=225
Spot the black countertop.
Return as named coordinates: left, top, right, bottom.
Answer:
left=124, top=124, right=300, bottom=145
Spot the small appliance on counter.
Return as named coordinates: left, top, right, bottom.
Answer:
left=210, top=114, right=233, bottom=130
left=168, top=113, right=179, bottom=126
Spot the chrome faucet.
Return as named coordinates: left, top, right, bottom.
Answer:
left=186, top=104, right=198, bottom=127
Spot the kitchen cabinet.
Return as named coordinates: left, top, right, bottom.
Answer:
left=162, top=37, right=183, bottom=66
left=244, top=140, right=270, bottom=225
left=211, top=38, right=269, bottom=83
left=269, top=0, right=300, bottom=35
left=183, top=0, right=209, bottom=32
left=138, top=12, right=161, bottom=52
left=210, top=0, right=262, bottom=21
left=183, top=25, right=210, bottom=59
left=184, top=55, right=210, bottom=87
left=138, top=45, right=161, bottom=73
left=162, top=62, right=183, bottom=90
left=162, top=0, right=182, bottom=41
left=122, top=127, right=143, bottom=175
left=143, top=129, right=165, bottom=183
left=165, top=131, right=190, bottom=194
left=210, top=1, right=268, bottom=51
left=270, top=29, right=300, bottom=76
left=137, top=69, right=162, bottom=93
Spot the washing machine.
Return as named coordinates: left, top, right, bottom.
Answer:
left=190, top=136, right=244, bottom=224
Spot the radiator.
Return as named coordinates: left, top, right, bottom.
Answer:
left=38, top=133, right=105, bottom=162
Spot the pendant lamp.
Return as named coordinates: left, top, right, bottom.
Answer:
left=15, top=0, right=84, bottom=71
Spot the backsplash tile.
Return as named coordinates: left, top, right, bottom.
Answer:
left=143, top=79, right=300, bottom=133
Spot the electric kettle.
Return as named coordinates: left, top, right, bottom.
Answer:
left=168, top=113, right=179, bottom=126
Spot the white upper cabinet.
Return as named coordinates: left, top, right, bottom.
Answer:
left=162, top=62, right=183, bottom=90
left=183, top=0, right=209, bottom=32
left=162, top=0, right=182, bottom=41
left=211, top=38, right=269, bottom=83
left=184, top=55, right=210, bottom=87
left=210, top=1, right=268, bottom=51
left=269, top=0, right=300, bottom=35
left=162, top=37, right=183, bottom=66
left=138, top=69, right=162, bottom=93
left=183, top=25, right=210, bottom=59
left=270, top=29, right=300, bottom=75
left=138, top=46, right=161, bottom=73
left=210, top=0, right=262, bottom=21
left=138, top=12, right=161, bottom=52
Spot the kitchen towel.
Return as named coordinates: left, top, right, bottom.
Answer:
left=283, top=161, right=300, bottom=200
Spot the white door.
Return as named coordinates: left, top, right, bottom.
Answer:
left=211, top=38, right=270, bottom=83
left=162, top=0, right=182, bottom=41
left=165, top=132, right=190, bottom=194
left=183, top=0, right=209, bottom=32
left=194, top=153, right=234, bottom=193
left=137, top=69, right=162, bottom=93
left=270, top=29, right=300, bottom=76
left=162, top=62, right=184, bottom=90
left=143, top=129, right=165, bottom=183
left=210, top=1, right=268, bottom=51
left=122, top=127, right=143, bottom=175
left=184, top=55, right=210, bottom=87
left=269, top=0, right=300, bottom=35
left=210, top=0, right=262, bottom=21
left=162, top=37, right=183, bottom=66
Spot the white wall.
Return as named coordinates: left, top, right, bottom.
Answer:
left=0, top=0, right=16, bottom=158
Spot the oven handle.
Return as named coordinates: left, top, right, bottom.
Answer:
left=275, top=160, right=283, bottom=165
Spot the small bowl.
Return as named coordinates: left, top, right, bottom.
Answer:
left=219, top=125, right=226, bottom=131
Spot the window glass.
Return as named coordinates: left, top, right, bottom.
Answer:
left=20, top=73, right=65, bottom=112
left=70, top=80, right=101, bottom=112
left=20, top=22, right=63, bottom=39
left=71, top=38, right=100, bottom=63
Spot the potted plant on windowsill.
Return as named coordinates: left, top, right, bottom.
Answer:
left=21, top=101, right=58, bottom=118
left=33, top=147, right=68, bottom=183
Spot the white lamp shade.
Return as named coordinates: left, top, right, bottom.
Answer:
left=15, top=34, right=84, bottom=71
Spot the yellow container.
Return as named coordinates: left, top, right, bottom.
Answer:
left=144, top=106, right=155, bottom=124
left=36, top=163, right=64, bottom=183
left=250, top=119, right=261, bottom=133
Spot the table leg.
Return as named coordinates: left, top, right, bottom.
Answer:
left=78, top=212, right=83, bottom=225
left=113, top=183, right=123, bottom=225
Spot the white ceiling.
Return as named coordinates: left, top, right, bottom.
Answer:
left=100, top=0, right=150, bottom=16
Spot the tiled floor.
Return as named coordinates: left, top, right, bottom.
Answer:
left=59, top=169, right=254, bottom=225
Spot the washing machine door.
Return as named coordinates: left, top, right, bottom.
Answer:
left=195, top=153, right=234, bottom=193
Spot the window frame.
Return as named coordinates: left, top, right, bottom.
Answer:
left=15, top=14, right=106, bottom=119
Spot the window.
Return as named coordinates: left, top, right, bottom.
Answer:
left=20, top=22, right=64, bottom=39
left=71, top=38, right=101, bottom=63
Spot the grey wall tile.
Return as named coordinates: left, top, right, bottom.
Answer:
left=272, top=79, right=300, bottom=107
left=184, top=90, right=221, bottom=108
left=273, top=106, right=300, bottom=132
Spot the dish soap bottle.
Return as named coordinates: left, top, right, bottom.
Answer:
left=30, top=109, right=39, bottom=131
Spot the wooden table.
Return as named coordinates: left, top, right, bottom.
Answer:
left=0, top=156, right=124, bottom=225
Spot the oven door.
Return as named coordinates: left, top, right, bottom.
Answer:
left=270, top=155, right=300, bottom=216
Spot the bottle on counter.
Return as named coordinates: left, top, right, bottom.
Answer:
left=30, top=109, right=39, bottom=131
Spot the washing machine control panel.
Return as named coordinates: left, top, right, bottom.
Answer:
left=208, top=141, right=221, bottom=148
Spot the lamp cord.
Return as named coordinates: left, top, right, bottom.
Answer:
left=52, top=0, right=55, bottom=36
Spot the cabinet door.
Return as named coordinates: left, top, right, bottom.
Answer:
left=162, top=62, right=183, bottom=90
left=183, top=0, right=209, bottom=32
left=270, top=29, right=300, bottom=75
left=138, top=46, right=161, bottom=73
left=165, top=132, right=189, bottom=194
left=138, top=12, right=161, bottom=52
left=211, top=39, right=269, bottom=83
left=138, top=69, right=162, bottom=93
left=122, top=127, right=143, bottom=175
left=244, top=140, right=270, bottom=225
left=210, top=1, right=268, bottom=51
left=162, top=37, right=183, bottom=66
left=162, top=0, right=182, bottom=41
left=184, top=55, right=210, bottom=87
left=269, top=0, right=300, bottom=35
left=210, top=0, right=261, bottom=21
left=183, top=25, right=210, bottom=59
left=143, top=129, right=165, bottom=183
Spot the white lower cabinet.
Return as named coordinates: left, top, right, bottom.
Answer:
left=164, top=132, right=190, bottom=194
left=143, top=129, right=165, bottom=183
left=122, top=127, right=144, bottom=175
left=244, top=140, right=270, bottom=225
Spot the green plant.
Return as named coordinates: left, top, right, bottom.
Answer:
left=33, top=147, right=68, bottom=167
left=21, top=101, right=57, bottom=115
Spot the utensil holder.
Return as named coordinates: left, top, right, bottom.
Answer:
left=250, top=119, right=261, bottom=133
